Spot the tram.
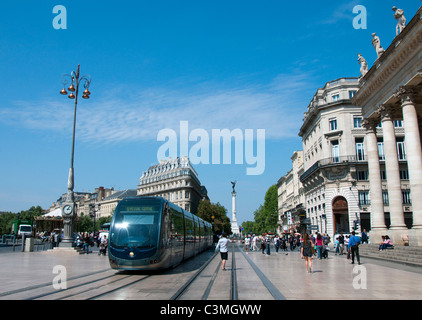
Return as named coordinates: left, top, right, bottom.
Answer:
left=108, top=196, right=213, bottom=271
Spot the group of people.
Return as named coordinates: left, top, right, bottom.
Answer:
left=243, top=234, right=301, bottom=255
left=301, top=231, right=362, bottom=273
left=215, top=230, right=364, bottom=273
left=75, top=232, right=108, bottom=255
left=378, top=235, right=394, bottom=251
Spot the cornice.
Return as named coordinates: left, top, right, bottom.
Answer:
left=353, top=7, right=422, bottom=108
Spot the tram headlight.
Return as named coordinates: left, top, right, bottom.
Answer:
left=129, top=252, right=135, bottom=258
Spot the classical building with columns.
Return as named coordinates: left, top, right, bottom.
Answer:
left=352, top=6, right=422, bottom=245
left=299, top=77, right=410, bottom=240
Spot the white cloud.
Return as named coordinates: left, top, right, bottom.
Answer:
left=0, top=73, right=316, bottom=144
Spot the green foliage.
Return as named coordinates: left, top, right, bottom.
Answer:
left=241, top=184, right=278, bottom=235
left=0, top=206, right=45, bottom=235
left=196, top=200, right=231, bottom=236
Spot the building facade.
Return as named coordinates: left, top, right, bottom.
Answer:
left=299, top=78, right=410, bottom=240
left=352, top=6, right=422, bottom=245
left=277, top=151, right=305, bottom=234
left=137, top=156, right=205, bottom=214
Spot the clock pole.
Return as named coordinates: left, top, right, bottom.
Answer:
left=59, top=65, right=91, bottom=248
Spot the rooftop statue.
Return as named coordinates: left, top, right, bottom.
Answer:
left=371, top=33, right=385, bottom=59
left=393, top=6, right=406, bottom=35
left=358, top=53, right=368, bottom=77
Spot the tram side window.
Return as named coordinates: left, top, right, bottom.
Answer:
left=186, top=218, right=194, bottom=243
left=170, top=208, right=184, bottom=245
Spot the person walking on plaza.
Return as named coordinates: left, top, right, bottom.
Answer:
left=301, top=233, right=314, bottom=273
left=215, top=233, right=231, bottom=270
left=265, top=234, right=271, bottom=255
left=252, top=234, right=259, bottom=252
left=338, top=233, right=345, bottom=255
left=244, top=235, right=250, bottom=254
left=274, top=235, right=280, bottom=253
left=348, top=231, right=361, bottom=265
left=361, top=229, right=369, bottom=244
left=315, top=233, right=324, bottom=259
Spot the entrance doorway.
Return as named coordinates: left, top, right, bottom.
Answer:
left=332, top=196, right=350, bottom=235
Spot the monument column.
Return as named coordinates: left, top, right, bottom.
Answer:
left=362, top=118, right=387, bottom=235
left=230, top=181, right=239, bottom=235
left=378, top=105, right=407, bottom=239
left=397, top=87, right=422, bottom=229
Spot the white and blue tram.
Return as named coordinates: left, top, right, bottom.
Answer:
left=108, top=196, right=213, bottom=270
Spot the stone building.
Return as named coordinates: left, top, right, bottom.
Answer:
left=137, top=156, right=206, bottom=214
left=99, top=189, right=137, bottom=218
left=277, top=151, right=305, bottom=234
left=352, top=5, right=422, bottom=245
left=299, top=77, right=409, bottom=239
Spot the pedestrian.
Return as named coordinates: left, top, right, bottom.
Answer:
left=265, top=234, right=271, bottom=255
left=252, top=234, right=259, bottom=252
left=334, top=237, right=340, bottom=255
left=281, top=236, right=287, bottom=251
left=274, top=235, right=280, bottom=253
left=289, top=236, right=294, bottom=251
left=215, top=233, right=231, bottom=270
left=301, top=233, right=314, bottom=273
left=315, top=233, right=324, bottom=259
left=244, top=236, right=250, bottom=254
left=338, top=233, right=345, bottom=255
left=361, top=229, right=369, bottom=244
left=348, top=231, right=361, bottom=265
left=99, top=235, right=108, bottom=256
left=260, top=236, right=266, bottom=254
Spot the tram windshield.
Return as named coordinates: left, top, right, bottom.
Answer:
left=110, top=199, right=161, bottom=249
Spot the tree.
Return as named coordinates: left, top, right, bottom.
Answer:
left=248, top=184, right=279, bottom=235
left=197, top=200, right=231, bottom=236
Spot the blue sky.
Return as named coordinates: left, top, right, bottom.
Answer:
left=0, top=1, right=420, bottom=224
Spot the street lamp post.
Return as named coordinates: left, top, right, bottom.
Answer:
left=59, top=64, right=91, bottom=247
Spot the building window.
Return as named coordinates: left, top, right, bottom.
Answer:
left=329, top=118, right=337, bottom=131
left=357, top=171, right=368, bottom=181
left=332, top=94, right=340, bottom=102
left=349, top=91, right=357, bottom=99
left=402, top=190, right=411, bottom=205
left=331, top=140, right=340, bottom=163
left=185, top=191, right=190, bottom=199
left=353, top=116, right=362, bottom=128
left=355, top=138, right=365, bottom=161
left=394, top=120, right=403, bottom=127
left=358, top=191, right=370, bottom=206
left=397, top=138, right=406, bottom=160
left=382, top=191, right=389, bottom=205
left=380, top=170, right=387, bottom=180
left=378, top=140, right=385, bottom=161
left=400, top=169, right=409, bottom=180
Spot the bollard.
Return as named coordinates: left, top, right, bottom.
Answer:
left=25, top=237, right=34, bottom=252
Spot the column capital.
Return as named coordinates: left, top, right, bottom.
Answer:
left=361, top=118, right=379, bottom=133
left=376, top=104, right=396, bottom=122
left=394, top=86, right=419, bottom=105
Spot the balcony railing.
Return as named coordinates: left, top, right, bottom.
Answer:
left=300, top=155, right=363, bottom=182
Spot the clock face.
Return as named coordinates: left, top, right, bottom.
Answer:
left=63, top=205, right=73, bottom=215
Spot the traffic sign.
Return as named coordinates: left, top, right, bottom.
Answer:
left=307, top=225, right=318, bottom=230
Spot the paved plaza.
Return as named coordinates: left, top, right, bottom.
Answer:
left=0, top=244, right=422, bottom=300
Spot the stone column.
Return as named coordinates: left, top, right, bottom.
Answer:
left=378, top=104, right=407, bottom=232
left=362, top=118, right=387, bottom=234
left=396, top=87, right=422, bottom=229
left=231, top=191, right=239, bottom=235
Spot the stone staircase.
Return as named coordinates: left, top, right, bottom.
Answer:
left=358, top=244, right=422, bottom=267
